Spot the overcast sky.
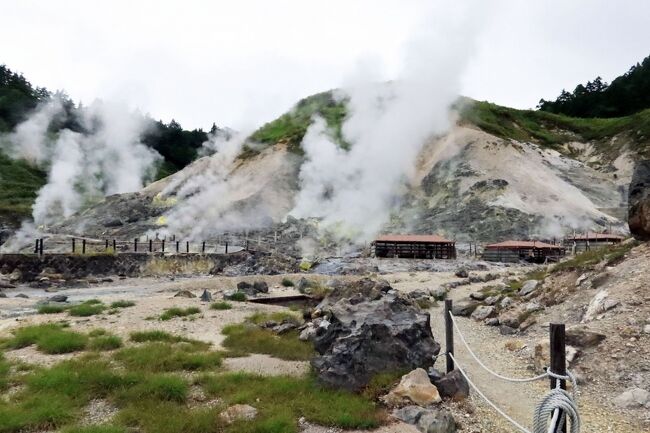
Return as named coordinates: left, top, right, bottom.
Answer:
left=1, top=0, right=649, bottom=130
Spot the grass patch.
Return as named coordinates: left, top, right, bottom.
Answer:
left=116, top=374, right=188, bottom=403
left=247, top=311, right=301, bottom=326
left=415, top=298, right=436, bottom=309
left=110, top=300, right=135, bottom=309
left=0, top=353, right=10, bottom=391
left=200, top=372, right=384, bottom=430
left=210, top=301, right=232, bottom=310
left=68, top=301, right=106, bottom=317
left=88, top=329, right=107, bottom=337
left=221, top=324, right=313, bottom=361
left=281, top=278, right=294, bottom=287
left=3, top=324, right=87, bottom=354
left=129, top=330, right=199, bottom=344
left=88, top=335, right=123, bottom=351
left=228, top=292, right=247, bottom=302
left=552, top=241, right=637, bottom=273
left=362, top=371, right=406, bottom=401
left=115, top=342, right=221, bottom=372
left=62, top=426, right=126, bottom=433
left=159, top=307, right=201, bottom=321
left=37, top=304, right=67, bottom=314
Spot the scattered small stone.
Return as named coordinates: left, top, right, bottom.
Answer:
left=432, top=369, right=469, bottom=401
left=469, top=292, right=487, bottom=301
left=455, top=269, right=468, bottom=279
left=299, top=323, right=317, bottom=341
left=451, top=302, right=479, bottom=317
left=499, top=325, right=518, bottom=335
left=518, top=280, right=539, bottom=296
left=199, top=289, right=212, bottom=302
left=484, top=317, right=499, bottom=326
left=47, top=294, right=68, bottom=303
left=471, top=306, right=495, bottom=321
left=499, top=297, right=514, bottom=309
left=565, top=325, right=606, bottom=348
left=14, top=293, right=29, bottom=299
left=272, top=322, right=296, bottom=335
left=174, top=290, right=196, bottom=298
left=484, top=295, right=501, bottom=306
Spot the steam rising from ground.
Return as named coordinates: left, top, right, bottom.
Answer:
left=1, top=98, right=160, bottom=229
left=290, top=2, right=485, bottom=243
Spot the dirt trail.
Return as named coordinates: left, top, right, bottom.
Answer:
left=392, top=274, right=647, bottom=433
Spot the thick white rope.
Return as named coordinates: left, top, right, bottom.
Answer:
left=447, top=312, right=581, bottom=433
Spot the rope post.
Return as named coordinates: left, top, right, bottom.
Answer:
left=105, top=239, right=109, bottom=250
left=445, top=299, right=454, bottom=373
left=176, top=241, right=180, bottom=253
left=72, top=238, right=76, bottom=253
left=149, top=239, right=153, bottom=253
left=245, top=239, right=249, bottom=251
left=134, top=239, right=138, bottom=252
left=161, top=240, right=165, bottom=252
left=186, top=241, right=189, bottom=253
left=82, top=239, right=86, bottom=255
left=550, top=323, right=567, bottom=433
left=202, top=241, right=205, bottom=253
left=39, top=238, right=44, bottom=256
left=225, top=241, right=228, bottom=254
left=34, top=239, right=39, bottom=254
left=112, top=239, right=116, bottom=251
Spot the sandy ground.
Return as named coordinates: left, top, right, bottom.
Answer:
left=1, top=267, right=645, bottom=433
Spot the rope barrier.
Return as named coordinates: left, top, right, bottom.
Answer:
left=447, top=311, right=581, bottom=433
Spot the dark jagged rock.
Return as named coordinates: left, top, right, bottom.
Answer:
left=200, top=289, right=213, bottom=302
left=311, top=279, right=440, bottom=391
left=629, top=160, right=650, bottom=240
left=432, top=369, right=470, bottom=401
left=253, top=281, right=269, bottom=294
left=47, top=294, right=68, bottom=303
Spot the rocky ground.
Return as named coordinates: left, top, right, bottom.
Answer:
left=0, top=251, right=648, bottom=432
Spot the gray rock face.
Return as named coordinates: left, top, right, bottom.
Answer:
left=471, top=306, right=496, bottom=321
left=628, top=160, right=650, bottom=240
left=613, top=387, right=650, bottom=409
left=312, top=279, right=440, bottom=391
left=432, top=369, right=469, bottom=401
left=393, top=405, right=456, bottom=433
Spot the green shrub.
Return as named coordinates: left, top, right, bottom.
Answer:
left=88, top=329, right=107, bottom=337
left=4, top=324, right=87, bottom=354
left=221, top=324, right=313, bottom=361
left=159, top=307, right=201, bottom=321
left=130, top=330, right=185, bottom=343
left=89, top=335, right=123, bottom=351
left=0, top=392, right=77, bottom=433
left=210, top=301, right=232, bottom=310
left=281, top=278, right=294, bottom=287
left=228, top=292, right=247, bottom=302
left=68, top=302, right=106, bottom=317
left=247, top=311, right=301, bottom=326
left=0, top=353, right=10, bottom=391
left=110, top=300, right=136, bottom=309
left=115, top=342, right=221, bottom=372
left=37, top=304, right=67, bottom=314
left=117, top=374, right=188, bottom=403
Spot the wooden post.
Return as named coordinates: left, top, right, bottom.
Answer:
left=134, top=239, right=138, bottom=252
left=176, top=241, right=180, bottom=253
left=202, top=241, right=205, bottom=253
left=550, top=323, right=567, bottom=433
left=245, top=240, right=249, bottom=251
left=445, top=299, right=454, bottom=373
left=72, top=238, right=76, bottom=253
left=113, top=239, right=116, bottom=251
left=225, top=241, right=228, bottom=254
left=186, top=241, right=189, bottom=253
left=34, top=239, right=39, bottom=254
left=161, top=240, right=165, bottom=252
left=149, top=239, right=153, bottom=253
left=39, top=238, right=44, bottom=256
left=82, top=239, right=86, bottom=255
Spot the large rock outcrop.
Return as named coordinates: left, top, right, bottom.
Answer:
left=629, top=160, right=650, bottom=240
left=311, top=279, right=440, bottom=391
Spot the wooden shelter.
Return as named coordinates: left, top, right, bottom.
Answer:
left=566, top=232, right=624, bottom=253
left=482, top=240, right=566, bottom=263
left=373, top=234, right=456, bottom=259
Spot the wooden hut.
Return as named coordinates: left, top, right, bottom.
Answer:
left=567, top=232, right=625, bottom=253
left=373, top=235, right=456, bottom=259
left=482, top=240, right=566, bottom=263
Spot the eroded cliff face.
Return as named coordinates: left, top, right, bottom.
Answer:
left=628, top=160, right=650, bottom=240
left=6, top=123, right=634, bottom=253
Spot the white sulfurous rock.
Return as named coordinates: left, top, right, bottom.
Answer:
left=613, top=388, right=650, bottom=409
left=582, top=290, right=619, bottom=322
left=518, top=280, right=539, bottom=296
left=575, top=273, right=589, bottom=287
left=219, top=404, right=258, bottom=424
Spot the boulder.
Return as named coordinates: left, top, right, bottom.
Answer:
left=499, top=296, right=514, bottom=309
left=47, top=294, right=68, bottom=303
left=484, top=318, right=499, bottom=326
left=236, top=282, right=257, bottom=296
left=8, top=269, right=22, bottom=283
left=393, top=406, right=456, bottom=433
left=174, top=290, right=196, bottom=298
left=518, top=280, right=539, bottom=296
left=219, top=404, right=258, bottom=424
left=253, top=281, right=269, bottom=294
left=454, top=269, right=468, bottom=278
left=272, top=322, right=296, bottom=335
left=312, top=279, right=440, bottom=391
left=471, top=306, right=496, bottom=321
left=431, top=369, right=469, bottom=401
left=199, top=289, right=213, bottom=302
left=382, top=368, right=441, bottom=407
left=299, top=323, right=317, bottom=341
left=613, top=387, right=650, bottom=409
left=498, top=309, right=522, bottom=329
left=533, top=341, right=579, bottom=372
left=451, top=301, right=479, bottom=317
left=628, top=160, right=650, bottom=240
left=0, top=278, right=16, bottom=289
left=14, top=293, right=29, bottom=299
left=430, top=287, right=447, bottom=301
left=583, top=290, right=618, bottom=322
left=469, top=291, right=487, bottom=301
left=484, top=295, right=501, bottom=306
left=297, top=277, right=312, bottom=292
left=565, top=325, right=606, bottom=348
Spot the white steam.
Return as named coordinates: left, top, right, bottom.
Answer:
left=290, top=2, right=485, bottom=243
left=1, top=98, right=160, bottom=227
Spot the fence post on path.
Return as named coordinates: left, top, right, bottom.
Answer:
left=113, top=239, right=116, bottom=252
left=149, top=239, right=153, bottom=253
left=176, top=241, right=179, bottom=253
left=134, top=239, right=138, bottom=252
left=105, top=239, right=109, bottom=250
left=445, top=299, right=454, bottom=373
left=225, top=241, right=228, bottom=254
left=550, top=323, right=567, bottom=433
left=186, top=241, right=189, bottom=253
left=202, top=241, right=205, bottom=253
left=72, top=238, right=76, bottom=253
left=34, top=239, right=39, bottom=254
left=161, top=240, right=165, bottom=252
left=39, top=238, right=44, bottom=256
left=82, top=239, right=86, bottom=255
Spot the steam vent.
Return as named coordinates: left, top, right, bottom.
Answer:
left=373, top=234, right=456, bottom=259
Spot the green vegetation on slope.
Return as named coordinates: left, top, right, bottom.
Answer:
left=0, top=152, right=46, bottom=223
left=244, top=91, right=348, bottom=158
